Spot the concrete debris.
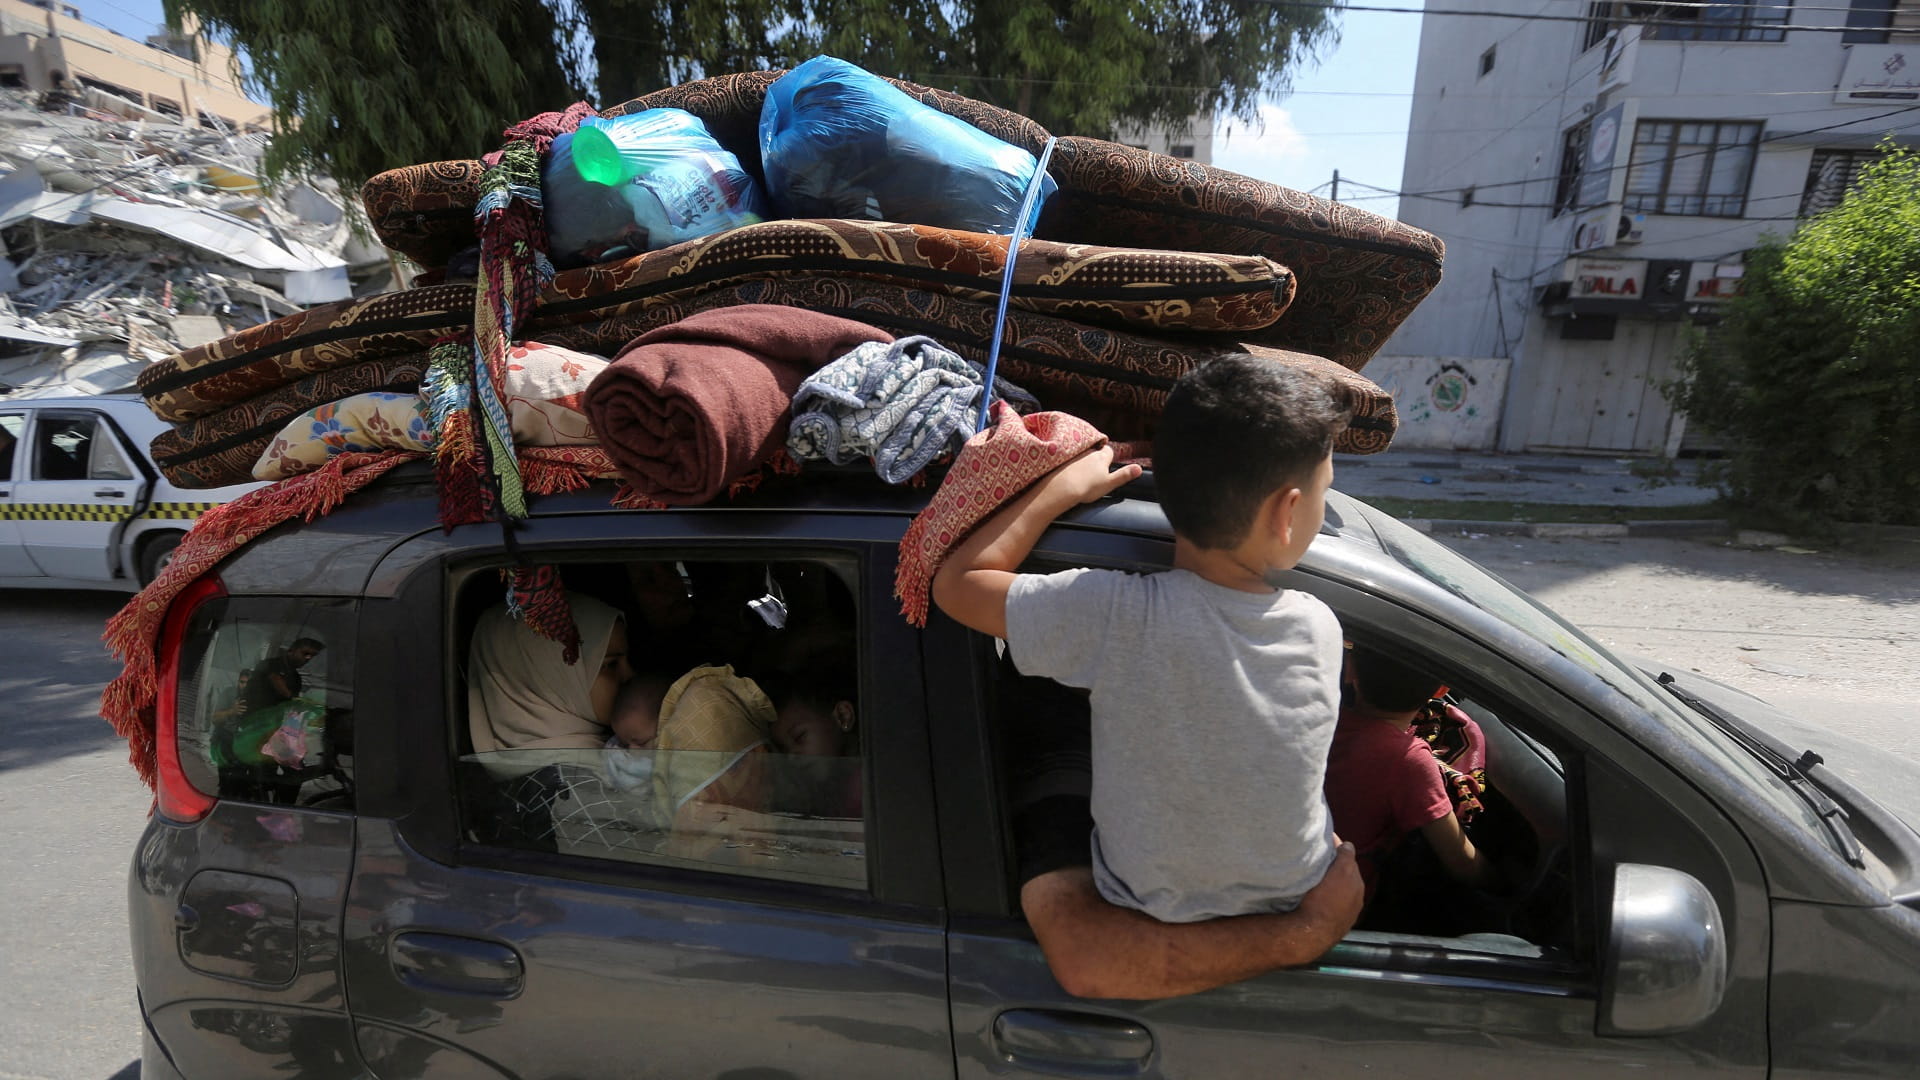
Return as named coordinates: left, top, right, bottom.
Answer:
left=0, top=87, right=388, bottom=398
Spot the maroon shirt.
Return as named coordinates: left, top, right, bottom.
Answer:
left=1323, top=708, right=1455, bottom=893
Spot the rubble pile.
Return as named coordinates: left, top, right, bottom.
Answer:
left=0, top=88, right=387, bottom=397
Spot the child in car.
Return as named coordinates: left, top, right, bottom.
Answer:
left=1323, top=644, right=1497, bottom=905
left=933, top=352, right=1353, bottom=922
left=604, top=673, right=672, bottom=793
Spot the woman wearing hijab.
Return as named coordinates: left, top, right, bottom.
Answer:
left=468, top=593, right=634, bottom=753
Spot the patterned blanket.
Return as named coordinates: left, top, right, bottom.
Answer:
left=361, top=69, right=1443, bottom=371
left=139, top=219, right=1295, bottom=424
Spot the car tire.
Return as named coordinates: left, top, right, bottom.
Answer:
left=137, top=531, right=185, bottom=586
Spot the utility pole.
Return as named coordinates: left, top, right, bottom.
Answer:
left=1330, top=169, right=1340, bottom=203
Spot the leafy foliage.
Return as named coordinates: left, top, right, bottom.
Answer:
left=173, top=0, right=1337, bottom=186
left=1670, top=143, right=1920, bottom=531
left=167, top=0, right=585, bottom=186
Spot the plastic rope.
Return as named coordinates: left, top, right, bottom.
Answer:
left=976, top=136, right=1059, bottom=433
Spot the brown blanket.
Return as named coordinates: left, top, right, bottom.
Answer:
left=587, top=305, right=891, bottom=504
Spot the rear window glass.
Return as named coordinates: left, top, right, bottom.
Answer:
left=173, top=598, right=357, bottom=810
left=455, top=558, right=868, bottom=890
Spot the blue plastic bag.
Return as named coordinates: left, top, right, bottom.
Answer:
left=544, top=108, right=767, bottom=267
left=759, top=56, right=1056, bottom=234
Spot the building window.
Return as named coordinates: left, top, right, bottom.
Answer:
left=1651, top=0, right=1792, bottom=42
left=1168, top=144, right=1195, bottom=158
left=0, top=66, right=22, bottom=89
left=76, top=76, right=141, bottom=103
left=1800, top=148, right=1886, bottom=216
left=149, top=97, right=182, bottom=119
left=1843, top=0, right=1920, bottom=41
left=1553, top=120, right=1592, bottom=216
left=1479, top=45, right=1497, bottom=76
left=1583, top=2, right=1616, bottom=50
left=1624, top=119, right=1761, bottom=217
left=1585, top=0, right=1791, bottom=42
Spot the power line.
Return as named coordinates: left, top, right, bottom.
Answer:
left=1249, top=0, right=1911, bottom=34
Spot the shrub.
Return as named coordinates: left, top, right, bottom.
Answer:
left=1670, top=143, right=1920, bottom=534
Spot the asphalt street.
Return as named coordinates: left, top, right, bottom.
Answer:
left=0, top=533, right=1915, bottom=1078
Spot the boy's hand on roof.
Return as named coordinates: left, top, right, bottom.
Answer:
left=1038, top=444, right=1142, bottom=508
left=1295, top=840, right=1363, bottom=940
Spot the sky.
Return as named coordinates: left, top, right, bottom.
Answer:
left=1213, top=4, right=1424, bottom=221
left=82, top=0, right=1425, bottom=220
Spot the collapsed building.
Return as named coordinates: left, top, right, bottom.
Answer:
left=0, top=86, right=386, bottom=397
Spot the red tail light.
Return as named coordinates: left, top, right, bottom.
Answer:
left=154, top=575, right=225, bottom=823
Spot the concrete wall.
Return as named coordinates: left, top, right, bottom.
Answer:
left=1367, top=355, right=1512, bottom=451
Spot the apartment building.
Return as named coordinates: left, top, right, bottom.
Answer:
left=0, top=0, right=266, bottom=130
left=1391, top=0, right=1918, bottom=454
left=1113, top=113, right=1217, bottom=162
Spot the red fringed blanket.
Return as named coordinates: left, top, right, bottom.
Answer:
left=100, top=451, right=422, bottom=788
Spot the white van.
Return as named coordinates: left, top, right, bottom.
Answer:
left=0, top=393, right=260, bottom=590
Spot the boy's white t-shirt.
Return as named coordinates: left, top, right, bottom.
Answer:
left=1005, top=566, right=1343, bottom=923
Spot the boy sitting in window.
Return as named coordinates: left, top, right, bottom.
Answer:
left=1323, top=644, right=1498, bottom=905
left=934, top=353, right=1354, bottom=925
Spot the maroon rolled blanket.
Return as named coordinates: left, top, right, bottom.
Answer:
left=587, top=305, right=891, bottom=504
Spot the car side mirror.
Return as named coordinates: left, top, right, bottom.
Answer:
left=1600, top=863, right=1728, bottom=1035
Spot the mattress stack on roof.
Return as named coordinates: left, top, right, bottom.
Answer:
left=137, top=69, right=1444, bottom=490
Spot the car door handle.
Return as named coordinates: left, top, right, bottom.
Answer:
left=94, top=489, right=126, bottom=498
left=389, top=932, right=524, bottom=997
left=993, top=1008, right=1154, bottom=1071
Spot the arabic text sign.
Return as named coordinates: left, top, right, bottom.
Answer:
left=1569, top=258, right=1646, bottom=300
left=1836, top=45, right=1918, bottom=104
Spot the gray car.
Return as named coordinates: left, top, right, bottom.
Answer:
left=129, top=463, right=1920, bottom=1079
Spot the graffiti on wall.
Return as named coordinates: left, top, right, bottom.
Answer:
left=1366, top=356, right=1511, bottom=451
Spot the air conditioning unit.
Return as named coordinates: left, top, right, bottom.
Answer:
left=1617, top=213, right=1647, bottom=244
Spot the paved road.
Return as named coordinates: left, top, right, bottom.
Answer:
left=0, top=590, right=147, bottom=1080
left=0, top=534, right=1915, bottom=1078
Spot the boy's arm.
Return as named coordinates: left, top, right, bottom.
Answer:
left=1419, top=811, right=1497, bottom=888
left=1020, top=842, right=1364, bottom=1000
left=931, top=446, right=1141, bottom=640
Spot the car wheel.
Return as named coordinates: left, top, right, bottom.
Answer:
left=137, top=531, right=185, bottom=586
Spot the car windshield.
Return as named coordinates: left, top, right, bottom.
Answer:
left=1359, top=506, right=1834, bottom=846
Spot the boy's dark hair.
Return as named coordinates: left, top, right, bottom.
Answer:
left=1154, top=352, right=1351, bottom=549
left=291, top=637, right=324, bottom=652
left=1348, top=644, right=1445, bottom=713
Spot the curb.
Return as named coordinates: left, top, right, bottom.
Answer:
left=1406, top=518, right=1732, bottom=539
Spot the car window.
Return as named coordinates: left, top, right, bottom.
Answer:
left=455, top=558, right=869, bottom=891
left=172, top=597, right=357, bottom=809
left=88, top=423, right=135, bottom=480
left=30, top=415, right=95, bottom=481
left=0, top=413, right=20, bottom=481
left=1359, top=505, right=1833, bottom=846
left=987, top=554, right=1580, bottom=968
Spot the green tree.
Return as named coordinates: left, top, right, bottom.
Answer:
left=168, top=0, right=585, bottom=186
left=174, top=0, right=1337, bottom=186
left=1669, top=143, right=1920, bottom=532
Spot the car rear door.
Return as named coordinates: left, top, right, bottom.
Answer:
left=342, top=510, right=955, bottom=1079
left=923, top=524, right=1769, bottom=1080
left=12, top=407, right=142, bottom=580
left=0, top=409, right=33, bottom=577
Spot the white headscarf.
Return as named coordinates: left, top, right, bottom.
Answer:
left=467, top=594, right=624, bottom=753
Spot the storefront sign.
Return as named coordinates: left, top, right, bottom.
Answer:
left=1687, top=261, right=1745, bottom=302
left=1569, top=257, right=1646, bottom=300
left=1576, top=103, right=1628, bottom=209
left=1837, top=45, right=1918, bottom=103
left=1570, top=205, right=1617, bottom=254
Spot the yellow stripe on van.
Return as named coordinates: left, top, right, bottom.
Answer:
left=0, top=501, right=219, bottom=522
